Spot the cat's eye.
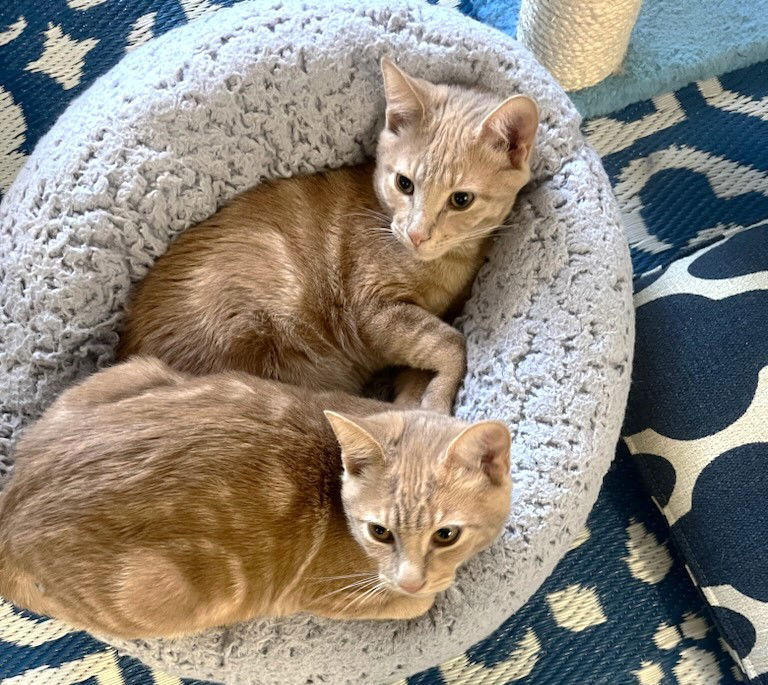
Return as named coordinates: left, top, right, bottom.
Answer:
left=432, top=526, right=461, bottom=546
left=449, top=191, right=474, bottom=210
left=396, top=174, right=414, bottom=195
left=368, top=523, right=395, bottom=544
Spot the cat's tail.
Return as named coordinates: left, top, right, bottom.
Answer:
left=0, top=493, right=20, bottom=603
left=0, top=516, right=23, bottom=606
left=0, top=493, right=41, bottom=612
left=0, top=554, right=22, bottom=606
left=0, top=530, right=52, bottom=617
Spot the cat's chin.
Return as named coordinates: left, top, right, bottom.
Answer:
left=396, top=588, right=441, bottom=600
left=404, top=244, right=447, bottom=262
left=412, top=250, right=438, bottom=262
left=392, top=581, right=452, bottom=598
left=410, top=240, right=483, bottom=262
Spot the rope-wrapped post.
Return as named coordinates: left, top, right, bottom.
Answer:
left=517, top=0, right=643, bottom=91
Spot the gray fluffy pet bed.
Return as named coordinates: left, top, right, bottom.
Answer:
left=0, top=1, right=633, bottom=682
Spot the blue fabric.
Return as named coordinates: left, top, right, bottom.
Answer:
left=630, top=267, right=768, bottom=440
left=463, top=0, right=520, bottom=38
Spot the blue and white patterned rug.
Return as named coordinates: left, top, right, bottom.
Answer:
left=2, top=1, right=767, bottom=683
left=583, top=60, right=768, bottom=277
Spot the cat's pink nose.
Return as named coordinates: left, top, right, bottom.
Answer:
left=407, top=229, right=427, bottom=247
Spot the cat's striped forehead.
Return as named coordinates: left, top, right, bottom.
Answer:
left=414, top=87, right=502, bottom=188
left=374, top=413, right=468, bottom=529
left=387, top=468, right=437, bottom=529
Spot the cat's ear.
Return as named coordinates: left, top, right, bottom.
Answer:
left=445, top=421, right=511, bottom=486
left=380, top=58, right=428, bottom=133
left=324, top=411, right=385, bottom=477
left=479, top=95, right=539, bottom=169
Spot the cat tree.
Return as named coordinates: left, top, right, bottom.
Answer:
left=0, top=1, right=633, bottom=682
left=518, top=0, right=643, bottom=90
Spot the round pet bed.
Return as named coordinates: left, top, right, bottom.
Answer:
left=0, top=1, right=634, bottom=682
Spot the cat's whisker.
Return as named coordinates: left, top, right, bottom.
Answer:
left=366, top=584, right=390, bottom=605
left=351, top=584, right=384, bottom=608
left=317, top=585, right=376, bottom=606
left=438, top=224, right=517, bottom=251
left=315, top=575, right=380, bottom=602
left=344, top=209, right=392, bottom=225
left=489, top=226, right=518, bottom=236
left=440, top=234, right=488, bottom=250
left=471, top=224, right=512, bottom=238
left=360, top=225, right=393, bottom=235
left=332, top=578, right=381, bottom=607
left=445, top=227, right=492, bottom=243
left=309, top=572, right=372, bottom=583
left=359, top=226, right=396, bottom=243
left=362, top=581, right=391, bottom=604
left=337, top=580, right=388, bottom=614
left=325, top=575, right=380, bottom=591
left=344, top=582, right=382, bottom=611
left=361, top=207, right=390, bottom=219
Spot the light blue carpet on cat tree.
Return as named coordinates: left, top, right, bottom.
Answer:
left=463, top=0, right=768, bottom=118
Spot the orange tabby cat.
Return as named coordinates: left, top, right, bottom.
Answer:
left=118, top=59, right=538, bottom=413
left=0, top=357, right=511, bottom=638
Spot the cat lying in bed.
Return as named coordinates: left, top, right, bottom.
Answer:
left=118, top=59, right=538, bottom=414
left=0, top=357, right=511, bottom=638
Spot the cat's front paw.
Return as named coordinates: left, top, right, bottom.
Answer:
left=420, top=372, right=462, bottom=414
left=393, top=368, right=433, bottom=409
left=420, top=392, right=455, bottom=414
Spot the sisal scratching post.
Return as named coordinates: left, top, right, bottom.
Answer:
left=517, top=0, right=643, bottom=91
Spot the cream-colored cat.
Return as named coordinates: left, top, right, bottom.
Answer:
left=118, top=60, right=538, bottom=413
left=0, top=357, right=511, bottom=638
